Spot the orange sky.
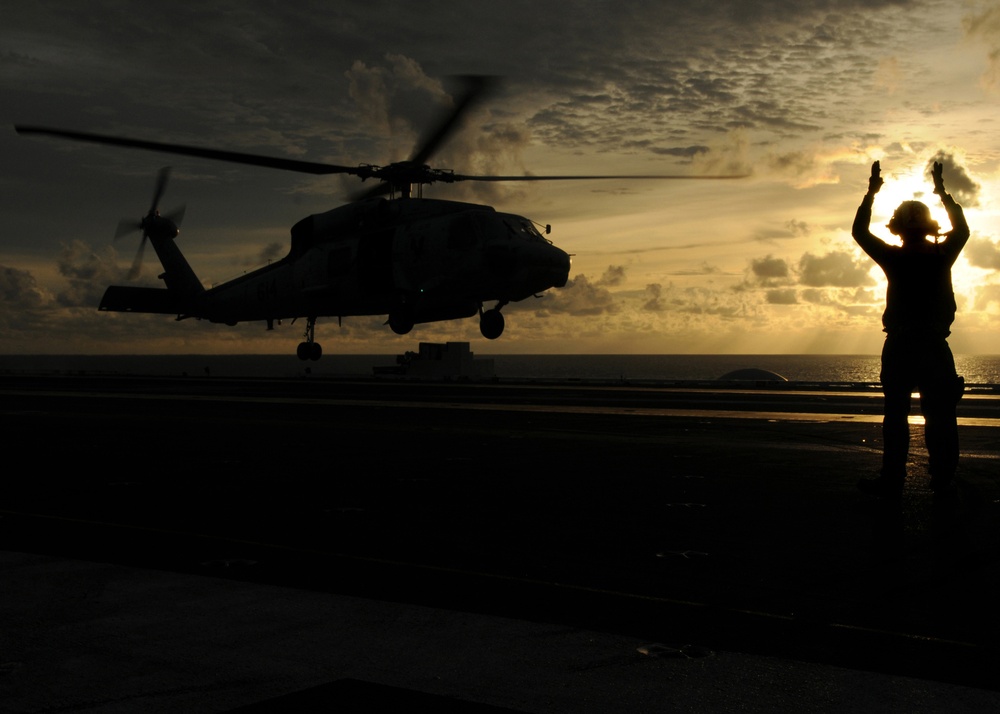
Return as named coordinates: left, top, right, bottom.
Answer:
left=4, top=1, right=1000, bottom=355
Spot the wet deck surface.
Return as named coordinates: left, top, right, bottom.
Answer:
left=2, top=374, right=1000, bottom=711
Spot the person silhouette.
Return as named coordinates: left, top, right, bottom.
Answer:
left=852, top=160, right=969, bottom=499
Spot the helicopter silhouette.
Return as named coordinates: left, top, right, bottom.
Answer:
left=16, top=78, right=744, bottom=360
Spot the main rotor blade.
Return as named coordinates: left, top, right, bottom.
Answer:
left=17, top=124, right=750, bottom=186
left=150, top=166, right=170, bottom=213
left=409, top=75, right=497, bottom=166
left=451, top=173, right=750, bottom=181
left=15, top=125, right=361, bottom=176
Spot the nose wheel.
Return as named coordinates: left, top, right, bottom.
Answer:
left=296, top=316, right=322, bottom=360
left=387, top=306, right=415, bottom=335
left=479, top=304, right=506, bottom=340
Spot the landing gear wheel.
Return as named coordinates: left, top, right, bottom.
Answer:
left=297, top=316, right=322, bottom=361
left=297, top=341, right=323, bottom=361
left=388, top=312, right=414, bottom=335
left=480, top=309, right=505, bottom=340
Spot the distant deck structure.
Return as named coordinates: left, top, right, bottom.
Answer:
left=375, top=342, right=495, bottom=380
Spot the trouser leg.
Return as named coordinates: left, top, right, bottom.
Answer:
left=920, top=340, right=961, bottom=482
left=921, top=380, right=960, bottom=479
left=881, top=388, right=911, bottom=482
left=880, top=334, right=913, bottom=484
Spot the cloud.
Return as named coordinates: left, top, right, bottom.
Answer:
left=798, top=250, right=875, bottom=288
left=532, top=273, right=620, bottom=317
left=874, top=56, right=903, bottom=94
left=344, top=56, right=462, bottom=159
left=974, top=284, right=1000, bottom=311
left=762, top=150, right=840, bottom=188
left=342, top=58, right=532, bottom=202
left=596, top=265, right=626, bottom=287
left=649, top=145, right=711, bottom=159
left=750, top=219, right=810, bottom=246
left=56, top=240, right=130, bottom=308
left=670, top=262, right=723, bottom=276
left=752, top=255, right=790, bottom=282
left=643, top=283, right=667, bottom=311
left=925, top=151, right=980, bottom=207
left=800, top=288, right=829, bottom=305
left=7, top=1, right=998, bottom=354
left=766, top=289, right=798, bottom=305
left=502, top=3, right=906, bottom=166
left=963, top=4, right=1000, bottom=89
left=4, top=2, right=911, bottom=195
left=0, top=264, right=54, bottom=335
left=736, top=245, right=882, bottom=313
left=786, top=219, right=810, bottom=237
left=672, top=286, right=746, bottom=318
left=795, top=286, right=881, bottom=319
left=966, top=237, right=1000, bottom=271
left=0, top=264, right=49, bottom=311
left=258, top=242, right=285, bottom=264
left=735, top=253, right=792, bottom=292
left=738, top=254, right=798, bottom=292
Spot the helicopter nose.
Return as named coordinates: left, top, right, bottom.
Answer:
left=533, top=242, right=570, bottom=288
left=486, top=238, right=571, bottom=298
left=526, top=242, right=570, bottom=290
left=552, top=246, right=570, bottom=288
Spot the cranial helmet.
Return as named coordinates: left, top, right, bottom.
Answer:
left=887, top=200, right=940, bottom=238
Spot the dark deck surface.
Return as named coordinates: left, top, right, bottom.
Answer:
left=2, top=374, right=1000, bottom=712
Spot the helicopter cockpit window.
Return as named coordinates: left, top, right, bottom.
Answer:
left=501, top=215, right=546, bottom=243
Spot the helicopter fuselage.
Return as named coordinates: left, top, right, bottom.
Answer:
left=99, top=196, right=571, bottom=350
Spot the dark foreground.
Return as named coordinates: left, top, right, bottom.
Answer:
left=2, top=374, right=1000, bottom=712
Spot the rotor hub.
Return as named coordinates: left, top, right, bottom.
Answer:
left=141, top=211, right=179, bottom=240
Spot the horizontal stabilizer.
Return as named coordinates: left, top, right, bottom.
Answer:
left=99, top=286, right=183, bottom=314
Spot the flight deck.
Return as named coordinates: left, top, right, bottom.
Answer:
left=2, top=374, right=999, bottom=712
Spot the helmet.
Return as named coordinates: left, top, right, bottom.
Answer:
left=887, top=201, right=940, bottom=238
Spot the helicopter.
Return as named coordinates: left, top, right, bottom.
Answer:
left=16, top=78, right=744, bottom=360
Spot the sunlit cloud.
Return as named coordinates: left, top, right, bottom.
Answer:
left=974, top=283, right=1000, bottom=311
left=797, top=250, right=875, bottom=288
left=966, top=236, right=1000, bottom=270
left=643, top=283, right=667, bottom=312
left=596, top=265, right=627, bottom=287
left=963, top=3, right=1000, bottom=90
left=56, top=240, right=131, bottom=308
left=875, top=56, right=903, bottom=94
left=531, top=273, right=621, bottom=317
left=751, top=255, right=791, bottom=285
left=5, top=1, right=1000, bottom=355
left=766, top=288, right=798, bottom=305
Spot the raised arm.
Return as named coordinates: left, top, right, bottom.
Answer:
left=932, top=161, right=970, bottom=258
left=852, top=161, right=890, bottom=261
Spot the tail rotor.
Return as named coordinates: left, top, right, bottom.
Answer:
left=115, top=167, right=185, bottom=279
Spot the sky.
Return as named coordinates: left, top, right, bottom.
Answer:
left=4, top=0, right=1000, bottom=356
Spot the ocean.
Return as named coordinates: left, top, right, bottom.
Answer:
left=3, top=353, right=1000, bottom=385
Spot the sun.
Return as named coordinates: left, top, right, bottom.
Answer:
left=872, top=164, right=952, bottom=239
